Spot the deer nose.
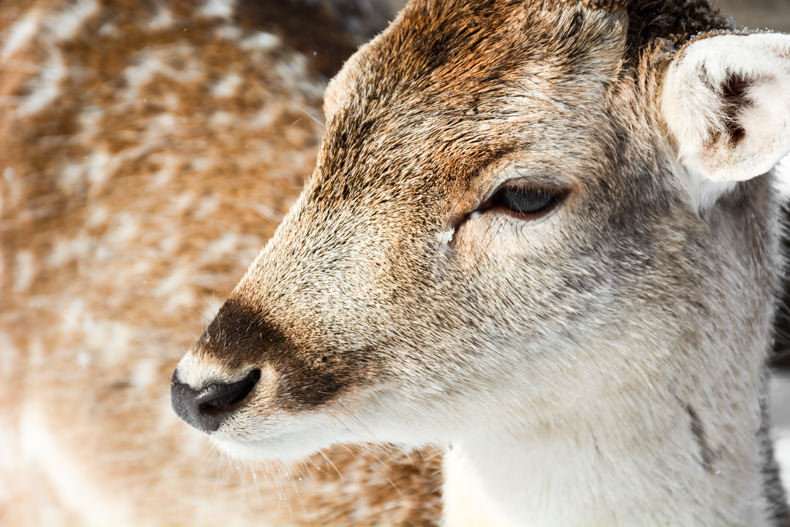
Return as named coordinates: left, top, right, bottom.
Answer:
left=171, top=369, right=261, bottom=433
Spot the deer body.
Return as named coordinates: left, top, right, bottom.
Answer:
left=0, top=1, right=442, bottom=526
left=170, top=1, right=790, bottom=526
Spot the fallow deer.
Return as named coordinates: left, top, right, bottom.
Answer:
left=169, top=0, right=790, bottom=525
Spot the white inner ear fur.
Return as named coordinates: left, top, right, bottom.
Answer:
left=661, top=33, right=790, bottom=210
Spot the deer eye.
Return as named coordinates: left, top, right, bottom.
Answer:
left=485, top=185, right=566, bottom=219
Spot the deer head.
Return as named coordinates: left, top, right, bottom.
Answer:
left=172, top=1, right=790, bottom=522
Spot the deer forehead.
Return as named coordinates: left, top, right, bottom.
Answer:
left=318, top=1, right=627, bottom=206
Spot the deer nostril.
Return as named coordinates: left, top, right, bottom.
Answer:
left=196, top=369, right=261, bottom=414
left=171, top=369, right=261, bottom=433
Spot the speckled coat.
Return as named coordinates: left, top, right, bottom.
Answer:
left=0, top=1, right=440, bottom=526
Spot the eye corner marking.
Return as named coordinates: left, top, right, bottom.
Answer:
left=436, top=229, right=455, bottom=246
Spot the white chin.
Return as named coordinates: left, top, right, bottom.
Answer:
left=210, top=434, right=330, bottom=462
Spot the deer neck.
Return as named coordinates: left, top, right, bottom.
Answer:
left=441, top=342, right=771, bottom=527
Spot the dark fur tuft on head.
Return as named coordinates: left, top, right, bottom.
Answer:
left=561, top=0, right=732, bottom=55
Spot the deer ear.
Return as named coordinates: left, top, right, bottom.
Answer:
left=661, top=33, right=790, bottom=209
